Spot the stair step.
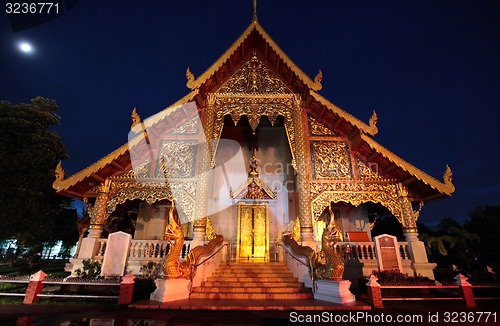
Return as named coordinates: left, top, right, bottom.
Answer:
left=210, top=272, right=295, bottom=277
left=206, top=276, right=298, bottom=282
left=192, top=287, right=306, bottom=293
left=191, top=262, right=313, bottom=301
left=202, top=281, right=304, bottom=288
left=189, top=292, right=313, bottom=300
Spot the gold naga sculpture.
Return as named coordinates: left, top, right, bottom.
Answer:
left=162, top=201, right=224, bottom=279
left=283, top=224, right=344, bottom=281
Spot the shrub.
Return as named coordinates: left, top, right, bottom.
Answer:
left=372, top=269, right=435, bottom=286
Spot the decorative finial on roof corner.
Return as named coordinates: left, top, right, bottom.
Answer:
left=312, top=70, right=323, bottom=91
left=186, top=67, right=196, bottom=90
left=444, top=164, right=453, bottom=185
left=252, top=0, right=258, bottom=23
left=442, top=164, right=455, bottom=194
left=55, top=161, right=65, bottom=182
left=53, top=160, right=65, bottom=190
left=368, top=109, right=379, bottom=135
left=131, top=107, right=141, bottom=128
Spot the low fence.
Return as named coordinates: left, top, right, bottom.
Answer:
left=0, top=270, right=136, bottom=305
left=366, top=273, right=500, bottom=309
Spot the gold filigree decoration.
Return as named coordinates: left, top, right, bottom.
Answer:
left=169, top=116, right=199, bottom=135
left=230, top=148, right=277, bottom=200
left=205, top=217, right=216, bottom=241
left=356, top=158, right=385, bottom=180
left=156, top=140, right=196, bottom=179
left=308, top=115, right=336, bottom=136
left=311, top=141, right=352, bottom=179
left=310, top=182, right=403, bottom=224
left=209, top=94, right=298, bottom=168
left=131, top=157, right=151, bottom=179
left=292, top=216, right=301, bottom=242
left=216, top=52, right=291, bottom=94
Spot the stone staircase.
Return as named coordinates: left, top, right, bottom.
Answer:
left=190, top=262, right=313, bottom=300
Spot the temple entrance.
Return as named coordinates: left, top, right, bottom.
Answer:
left=237, top=202, right=269, bottom=262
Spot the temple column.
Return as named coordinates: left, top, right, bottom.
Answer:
left=190, top=94, right=216, bottom=248
left=191, top=218, right=207, bottom=248
left=78, top=179, right=111, bottom=259
left=397, top=184, right=436, bottom=279
left=292, top=95, right=315, bottom=247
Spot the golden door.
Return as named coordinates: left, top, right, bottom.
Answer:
left=237, top=202, right=269, bottom=262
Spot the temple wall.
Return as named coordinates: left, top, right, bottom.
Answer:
left=209, top=125, right=296, bottom=246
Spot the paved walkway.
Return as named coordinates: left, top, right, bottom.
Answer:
left=130, top=298, right=371, bottom=311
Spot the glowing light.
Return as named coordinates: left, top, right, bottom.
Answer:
left=19, top=42, right=33, bottom=53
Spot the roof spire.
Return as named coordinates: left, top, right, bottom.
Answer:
left=253, top=0, right=258, bottom=22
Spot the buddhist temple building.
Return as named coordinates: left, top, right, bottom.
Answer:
left=54, top=5, right=454, bottom=299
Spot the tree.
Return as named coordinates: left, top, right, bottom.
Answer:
left=0, top=97, right=69, bottom=266
left=465, top=206, right=500, bottom=256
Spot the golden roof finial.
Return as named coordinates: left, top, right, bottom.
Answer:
left=131, top=107, right=141, bottom=128
left=369, top=110, right=378, bottom=128
left=186, top=67, right=196, bottom=89
left=443, top=164, right=453, bottom=185
left=313, top=70, right=323, bottom=91
left=55, top=161, right=65, bottom=181
left=253, top=0, right=258, bottom=22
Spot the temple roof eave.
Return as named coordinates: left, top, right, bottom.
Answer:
left=53, top=90, right=199, bottom=197
left=359, top=133, right=455, bottom=198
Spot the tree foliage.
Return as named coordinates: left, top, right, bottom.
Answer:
left=0, top=97, right=72, bottom=261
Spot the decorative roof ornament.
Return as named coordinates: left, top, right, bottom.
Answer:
left=369, top=110, right=378, bottom=135
left=130, top=107, right=150, bottom=145
left=54, top=161, right=65, bottom=182
left=253, top=0, right=258, bottom=22
left=313, top=70, right=323, bottom=91
left=443, top=164, right=453, bottom=186
left=186, top=67, right=196, bottom=90
left=131, top=107, right=141, bottom=128
left=230, top=147, right=277, bottom=200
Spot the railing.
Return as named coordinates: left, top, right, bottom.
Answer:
left=334, top=241, right=410, bottom=262
left=189, top=242, right=228, bottom=292
left=94, top=239, right=192, bottom=260
left=275, top=243, right=311, bottom=273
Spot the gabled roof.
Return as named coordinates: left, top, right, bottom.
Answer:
left=54, top=16, right=454, bottom=202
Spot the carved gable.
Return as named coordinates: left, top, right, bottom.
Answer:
left=216, top=53, right=292, bottom=94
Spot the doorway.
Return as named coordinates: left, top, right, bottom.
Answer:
left=237, top=202, right=269, bottom=262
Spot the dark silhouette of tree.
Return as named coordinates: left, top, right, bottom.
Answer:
left=0, top=97, right=69, bottom=267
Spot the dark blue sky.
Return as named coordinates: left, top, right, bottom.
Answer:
left=1, top=0, right=499, bottom=226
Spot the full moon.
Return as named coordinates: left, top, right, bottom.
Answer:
left=19, top=42, right=33, bottom=53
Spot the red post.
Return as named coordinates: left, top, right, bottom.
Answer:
left=455, top=274, right=476, bottom=308
left=366, top=274, right=384, bottom=309
left=23, top=270, right=47, bottom=304
left=118, top=272, right=135, bottom=305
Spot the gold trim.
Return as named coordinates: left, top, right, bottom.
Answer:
left=236, top=202, right=270, bottom=262
left=53, top=91, right=199, bottom=193
left=309, top=91, right=378, bottom=136
left=360, top=134, right=455, bottom=195
left=185, top=21, right=322, bottom=92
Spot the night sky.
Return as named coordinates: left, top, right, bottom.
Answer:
left=1, top=0, right=499, bottom=227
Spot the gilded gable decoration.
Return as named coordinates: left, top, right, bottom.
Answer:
left=308, top=115, right=337, bottom=136
left=311, top=141, right=352, bottom=179
left=156, top=140, right=197, bottom=179
left=216, top=53, right=291, bottom=94
left=356, top=158, right=386, bottom=181
left=230, top=148, right=277, bottom=200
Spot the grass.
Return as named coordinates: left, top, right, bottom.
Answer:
left=0, top=259, right=70, bottom=278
